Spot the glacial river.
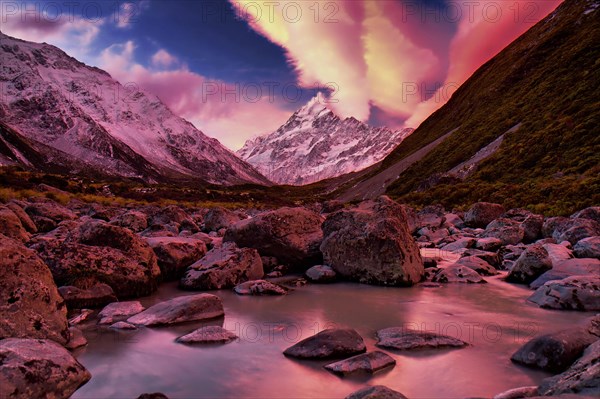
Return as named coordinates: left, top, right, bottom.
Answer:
left=72, top=273, right=593, bottom=399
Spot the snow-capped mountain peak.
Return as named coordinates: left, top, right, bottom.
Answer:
left=238, top=94, right=413, bottom=185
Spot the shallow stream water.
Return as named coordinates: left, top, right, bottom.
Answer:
left=72, top=274, right=593, bottom=399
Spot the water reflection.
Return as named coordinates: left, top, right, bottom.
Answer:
left=73, top=278, right=593, bottom=399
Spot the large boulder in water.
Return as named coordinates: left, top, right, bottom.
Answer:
left=375, top=328, right=467, bottom=350
left=179, top=242, right=263, bottom=290
left=528, top=276, right=600, bottom=311
left=511, top=328, right=598, bottom=372
left=320, top=196, right=423, bottom=286
left=145, top=237, right=207, bottom=281
left=0, top=235, right=69, bottom=345
left=224, top=207, right=323, bottom=268
left=506, top=244, right=553, bottom=284
left=464, top=202, right=505, bottom=228
left=537, top=339, right=600, bottom=396
left=31, top=218, right=161, bottom=298
left=283, top=328, right=366, bottom=359
left=127, top=294, right=224, bottom=326
left=0, top=338, right=91, bottom=398
left=529, top=258, right=600, bottom=289
left=58, top=283, right=117, bottom=309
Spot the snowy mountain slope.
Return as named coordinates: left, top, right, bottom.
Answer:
left=0, top=32, right=269, bottom=185
left=238, top=93, right=413, bottom=185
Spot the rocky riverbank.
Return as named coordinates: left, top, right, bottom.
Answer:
left=1, top=196, right=599, bottom=398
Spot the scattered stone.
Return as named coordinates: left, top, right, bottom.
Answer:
left=460, top=248, right=501, bottom=268
left=543, top=243, right=575, bottom=265
left=475, top=237, right=503, bottom=251
left=528, top=276, right=600, bottom=311
left=455, top=256, right=498, bottom=276
left=58, top=284, right=117, bottom=309
left=224, top=207, right=324, bottom=268
left=506, top=244, right=553, bottom=284
left=65, top=327, right=87, bottom=350
left=283, top=328, right=366, bottom=359
left=68, top=309, right=94, bottom=326
left=324, top=351, right=396, bottom=376
left=145, top=237, right=207, bottom=281
left=572, top=207, right=600, bottom=224
left=31, top=218, right=161, bottom=298
left=98, top=301, right=145, bottom=325
left=24, top=200, right=77, bottom=232
left=537, top=340, right=600, bottom=396
left=110, top=210, right=148, bottom=232
left=440, top=237, right=476, bottom=252
left=345, top=385, right=408, bottom=399
left=176, top=326, right=238, bottom=344
left=482, top=218, right=525, bottom=245
left=0, top=338, right=91, bottom=398
left=151, top=205, right=194, bottom=228
left=321, top=196, right=423, bottom=286
left=127, top=294, right=224, bottom=326
left=558, top=219, right=600, bottom=245
left=180, top=242, right=263, bottom=290
left=305, top=265, right=337, bottom=283
left=511, top=328, right=597, bottom=372
left=464, top=202, right=505, bottom=228
left=432, top=265, right=487, bottom=284
left=5, top=201, right=37, bottom=233
left=376, top=328, right=467, bottom=351
left=529, top=258, right=600, bottom=289
left=0, top=205, right=30, bottom=242
left=203, top=207, right=242, bottom=232
left=0, top=234, right=69, bottom=344
left=574, top=237, right=600, bottom=259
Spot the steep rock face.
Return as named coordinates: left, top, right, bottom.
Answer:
left=0, top=32, right=268, bottom=185
left=238, top=93, right=413, bottom=185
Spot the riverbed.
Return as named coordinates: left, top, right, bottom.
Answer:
left=71, top=273, right=593, bottom=399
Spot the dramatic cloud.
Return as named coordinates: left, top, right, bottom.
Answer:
left=99, top=42, right=291, bottom=149
left=232, top=0, right=563, bottom=129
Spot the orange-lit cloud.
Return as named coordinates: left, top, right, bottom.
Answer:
left=232, top=0, right=563, bottom=129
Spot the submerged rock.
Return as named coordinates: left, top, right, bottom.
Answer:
left=109, top=321, right=137, bottom=330
left=127, top=294, right=224, bottom=326
left=305, top=265, right=337, bottom=283
left=283, top=328, right=366, bottom=359
left=345, top=385, right=408, bottom=399
left=176, top=326, right=238, bottom=344
left=320, top=196, right=423, bottom=286
left=233, top=280, right=287, bottom=295
left=0, top=338, right=91, bottom=398
left=324, top=351, right=396, bottom=376
left=65, top=327, right=88, bottom=350
left=511, top=328, right=597, bottom=372
left=179, top=242, right=263, bottom=290
left=375, top=328, right=468, bottom=351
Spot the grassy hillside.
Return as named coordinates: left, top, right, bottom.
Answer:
left=381, top=0, right=599, bottom=215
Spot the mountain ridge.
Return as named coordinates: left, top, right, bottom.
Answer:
left=0, top=32, right=270, bottom=186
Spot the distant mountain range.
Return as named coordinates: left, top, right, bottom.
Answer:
left=0, top=32, right=268, bottom=185
left=238, top=93, right=413, bottom=185
left=334, top=0, right=600, bottom=214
